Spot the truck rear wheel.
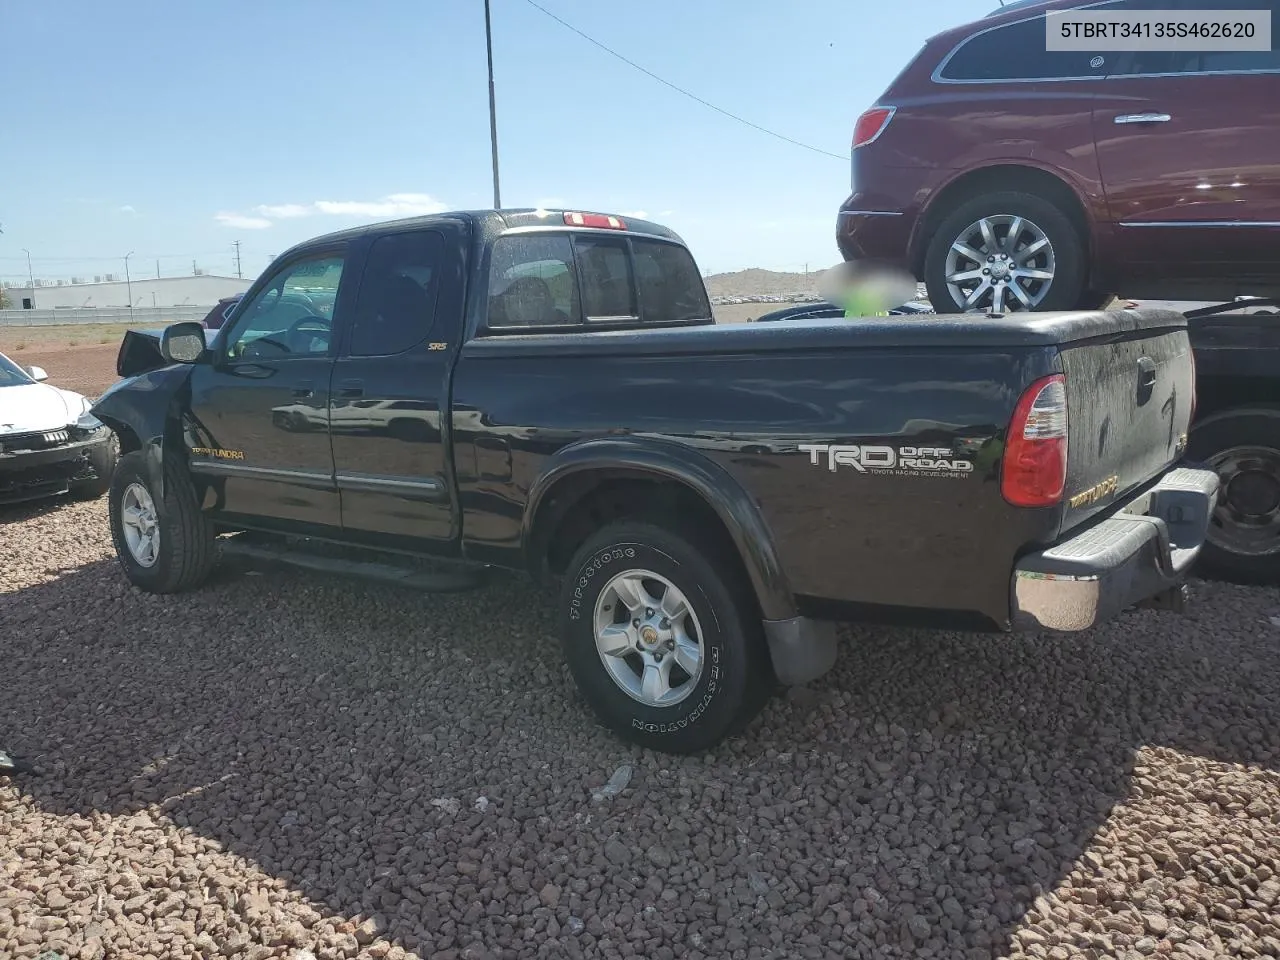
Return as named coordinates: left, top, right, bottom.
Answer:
left=559, top=521, right=772, bottom=753
left=108, top=450, right=218, bottom=593
left=1187, top=406, right=1280, bottom=582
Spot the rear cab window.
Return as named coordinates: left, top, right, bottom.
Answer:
left=484, top=229, right=711, bottom=332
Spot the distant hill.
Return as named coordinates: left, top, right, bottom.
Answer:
left=703, top=267, right=834, bottom=299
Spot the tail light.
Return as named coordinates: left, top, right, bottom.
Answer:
left=1002, top=374, right=1069, bottom=508
left=852, top=106, right=896, bottom=149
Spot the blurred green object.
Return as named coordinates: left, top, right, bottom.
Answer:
left=839, top=288, right=890, bottom=318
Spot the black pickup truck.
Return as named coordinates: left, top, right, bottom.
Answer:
left=92, top=209, right=1218, bottom=753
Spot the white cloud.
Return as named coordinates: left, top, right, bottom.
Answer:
left=218, top=193, right=448, bottom=231
left=253, top=203, right=311, bottom=219
left=119, top=204, right=138, bottom=215
left=312, top=193, right=447, bottom=218
left=215, top=212, right=273, bottom=230
left=619, top=210, right=649, bottom=219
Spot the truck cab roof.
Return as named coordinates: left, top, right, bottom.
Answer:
left=272, top=209, right=688, bottom=264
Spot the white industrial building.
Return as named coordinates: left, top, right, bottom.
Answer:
left=2, top=274, right=251, bottom=310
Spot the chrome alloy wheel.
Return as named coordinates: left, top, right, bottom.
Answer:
left=592, top=568, right=705, bottom=707
left=944, top=214, right=1056, bottom=313
left=120, top=481, right=160, bottom=567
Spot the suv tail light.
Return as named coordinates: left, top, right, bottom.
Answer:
left=852, top=106, right=896, bottom=149
left=1002, top=374, right=1069, bottom=507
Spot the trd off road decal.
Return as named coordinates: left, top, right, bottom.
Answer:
left=798, top=443, right=973, bottom=479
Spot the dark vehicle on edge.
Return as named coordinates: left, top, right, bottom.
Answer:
left=91, top=208, right=1218, bottom=753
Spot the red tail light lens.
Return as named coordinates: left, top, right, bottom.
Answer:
left=852, top=106, right=896, bottom=149
left=1002, top=374, right=1069, bottom=507
left=563, top=212, right=627, bottom=230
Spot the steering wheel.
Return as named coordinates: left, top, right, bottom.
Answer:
left=288, top=316, right=331, bottom=352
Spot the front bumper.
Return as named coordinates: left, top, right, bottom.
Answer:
left=1011, top=465, right=1220, bottom=632
left=0, top=430, right=112, bottom=505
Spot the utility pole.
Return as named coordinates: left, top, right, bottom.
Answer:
left=21, top=249, right=35, bottom=308
left=124, top=251, right=135, bottom=321
left=156, top=259, right=160, bottom=279
left=232, top=240, right=243, bottom=279
left=484, top=0, right=502, bottom=208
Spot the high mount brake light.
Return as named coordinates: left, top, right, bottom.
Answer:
left=1002, top=374, right=1069, bottom=508
left=852, top=106, right=896, bottom=149
left=563, top=212, right=627, bottom=230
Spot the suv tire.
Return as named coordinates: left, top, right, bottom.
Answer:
left=925, top=190, right=1089, bottom=314
left=108, top=450, right=218, bottom=593
left=559, top=521, right=773, bottom=753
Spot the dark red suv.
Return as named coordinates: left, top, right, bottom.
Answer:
left=837, top=0, right=1280, bottom=313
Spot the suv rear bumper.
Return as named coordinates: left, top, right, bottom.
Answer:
left=1011, top=465, right=1220, bottom=632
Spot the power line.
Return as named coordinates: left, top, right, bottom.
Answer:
left=519, top=0, right=847, bottom=162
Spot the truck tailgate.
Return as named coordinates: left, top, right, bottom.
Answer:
left=1058, top=313, right=1195, bottom=532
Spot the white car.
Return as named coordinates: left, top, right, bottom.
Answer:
left=0, top=351, right=118, bottom=506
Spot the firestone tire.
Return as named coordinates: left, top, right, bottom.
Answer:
left=924, top=190, right=1089, bottom=314
left=559, top=521, right=773, bottom=754
left=108, top=450, right=218, bottom=594
left=1187, top=406, right=1280, bottom=584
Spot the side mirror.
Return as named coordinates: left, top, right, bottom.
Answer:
left=160, top=321, right=209, bottom=364
left=26, top=365, right=49, bottom=382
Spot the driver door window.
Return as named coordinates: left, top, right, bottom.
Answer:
left=226, top=254, right=346, bottom=360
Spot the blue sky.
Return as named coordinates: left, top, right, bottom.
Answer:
left=0, top=0, right=980, bottom=284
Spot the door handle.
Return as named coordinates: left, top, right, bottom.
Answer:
left=1114, top=112, right=1171, bottom=124
left=291, top=381, right=314, bottom=399
left=1137, top=356, right=1158, bottom=388
left=337, top=379, right=364, bottom=399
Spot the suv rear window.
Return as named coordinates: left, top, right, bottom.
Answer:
left=485, top=231, right=710, bottom=330
left=939, top=7, right=1116, bottom=81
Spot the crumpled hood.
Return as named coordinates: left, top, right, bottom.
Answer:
left=0, top=383, right=88, bottom=435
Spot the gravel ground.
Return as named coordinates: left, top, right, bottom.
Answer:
left=3, top=497, right=1280, bottom=960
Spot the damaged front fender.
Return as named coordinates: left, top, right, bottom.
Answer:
left=91, top=361, right=197, bottom=502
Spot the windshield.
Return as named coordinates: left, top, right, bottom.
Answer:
left=0, top=352, right=34, bottom=388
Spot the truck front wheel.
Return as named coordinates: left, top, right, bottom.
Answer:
left=1188, top=406, right=1280, bottom=583
left=559, top=521, right=772, bottom=753
left=108, top=450, right=218, bottom=593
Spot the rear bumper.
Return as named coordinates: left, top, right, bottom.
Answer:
left=1011, top=464, right=1220, bottom=632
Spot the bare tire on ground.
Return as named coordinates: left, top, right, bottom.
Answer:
left=70, top=432, right=119, bottom=500
left=924, top=190, right=1090, bottom=314
left=559, top=521, right=773, bottom=754
left=1187, top=406, right=1280, bottom=583
left=108, top=450, right=218, bottom=593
